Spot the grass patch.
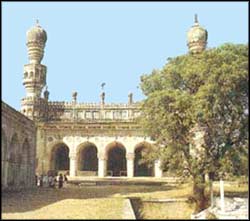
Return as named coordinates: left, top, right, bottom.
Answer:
left=213, top=182, right=248, bottom=197
left=2, top=179, right=247, bottom=219
left=2, top=198, right=124, bottom=219
left=114, top=183, right=192, bottom=200
left=138, top=201, right=195, bottom=219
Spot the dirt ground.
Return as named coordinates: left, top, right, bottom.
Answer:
left=2, top=184, right=175, bottom=219
left=3, top=181, right=246, bottom=219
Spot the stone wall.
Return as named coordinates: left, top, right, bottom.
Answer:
left=35, top=121, right=163, bottom=178
left=2, top=101, right=36, bottom=191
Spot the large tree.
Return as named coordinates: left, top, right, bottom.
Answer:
left=139, top=43, right=248, bottom=212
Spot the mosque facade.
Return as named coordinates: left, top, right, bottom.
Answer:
left=2, top=15, right=207, bottom=189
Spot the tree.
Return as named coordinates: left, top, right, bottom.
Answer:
left=139, top=43, right=248, bottom=212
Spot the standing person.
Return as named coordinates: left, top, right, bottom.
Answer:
left=35, top=175, right=38, bottom=186
left=39, top=175, right=43, bottom=187
left=58, top=174, right=63, bottom=188
left=48, top=175, right=53, bottom=187
left=64, top=174, right=68, bottom=183
left=54, top=175, right=57, bottom=188
left=51, top=175, right=56, bottom=188
left=43, top=174, right=49, bottom=187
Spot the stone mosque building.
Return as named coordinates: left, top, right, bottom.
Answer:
left=2, top=15, right=208, bottom=190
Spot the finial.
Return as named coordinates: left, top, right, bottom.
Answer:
left=36, top=19, right=39, bottom=26
left=101, top=82, right=106, bottom=91
left=100, top=91, right=105, bottom=105
left=72, top=91, right=77, bottom=102
left=194, top=14, right=198, bottom=23
left=44, top=85, right=49, bottom=100
left=128, top=92, right=133, bottom=104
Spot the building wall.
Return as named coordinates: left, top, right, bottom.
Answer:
left=2, top=101, right=36, bottom=191
left=36, top=121, right=163, bottom=178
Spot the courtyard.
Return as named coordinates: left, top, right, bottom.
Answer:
left=2, top=179, right=248, bottom=219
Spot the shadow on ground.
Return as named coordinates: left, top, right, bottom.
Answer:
left=2, top=184, right=177, bottom=213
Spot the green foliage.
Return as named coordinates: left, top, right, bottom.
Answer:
left=140, top=43, right=248, bottom=177
left=140, top=43, right=248, bottom=209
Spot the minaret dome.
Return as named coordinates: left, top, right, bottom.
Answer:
left=26, top=20, right=47, bottom=64
left=187, top=14, right=208, bottom=54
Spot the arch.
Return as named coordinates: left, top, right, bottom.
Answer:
left=106, top=141, right=127, bottom=177
left=50, top=143, right=70, bottom=172
left=2, top=129, right=8, bottom=186
left=7, top=133, right=20, bottom=186
left=21, top=139, right=31, bottom=186
left=1, top=129, right=7, bottom=162
left=76, top=142, right=98, bottom=176
left=134, top=142, right=154, bottom=177
left=30, top=71, right=34, bottom=78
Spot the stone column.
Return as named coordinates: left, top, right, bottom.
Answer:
left=154, top=160, right=163, bottom=178
left=126, top=153, right=135, bottom=178
left=98, top=152, right=107, bottom=178
left=69, top=156, right=77, bottom=177
left=220, top=178, right=225, bottom=212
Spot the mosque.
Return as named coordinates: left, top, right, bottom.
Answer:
left=2, top=15, right=208, bottom=190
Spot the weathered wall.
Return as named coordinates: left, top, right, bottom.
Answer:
left=35, top=121, right=163, bottom=178
left=2, top=101, right=36, bottom=191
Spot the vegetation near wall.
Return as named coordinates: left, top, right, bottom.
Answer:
left=139, top=43, right=249, bottom=212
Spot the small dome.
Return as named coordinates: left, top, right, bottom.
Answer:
left=26, top=20, right=47, bottom=44
left=187, top=15, right=208, bottom=53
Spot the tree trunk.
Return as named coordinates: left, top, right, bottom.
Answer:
left=193, top=174, right=206, bottom=213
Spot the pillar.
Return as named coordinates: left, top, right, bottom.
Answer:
left=69, top=156, right=76, bottom=177
left=220, top=178, right=225, bottom=212
left=98, top=152, right=107, bottom=178
left=126, top=153, right=134, bottom=178
left=154, top=160, right=163, bottom=178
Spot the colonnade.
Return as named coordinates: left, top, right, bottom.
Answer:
left=68, top=152, right=163, bottom=178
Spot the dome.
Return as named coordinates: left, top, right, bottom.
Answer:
left=187, top=15, right=208, bottom=54
left=26, top=20, right=47, bottom=44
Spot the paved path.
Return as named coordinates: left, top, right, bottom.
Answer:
left=192, top=197, right=248, bottom=219
left=211, top=197, right=248, bottom=219
left=123, top=199, right=136, bottom=219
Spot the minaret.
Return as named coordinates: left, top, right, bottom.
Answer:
left=187, top=14, right=208, bottom=54
left=21, top=20, right=48, bottom=120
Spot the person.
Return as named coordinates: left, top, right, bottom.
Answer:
left=35, top=175, right=38, bottom=186
left=54, top=175, right=57, bottom=187
left=38, top=175, right=43, bottom=187
left=58, top=173, right=63, bottom=188
left=50, top=175, right=56, bottom=188
left=48, top=175, right=53, bottom=187
left=43, top=174, right=49, bottom=187
left=64, top=174, right=68, bottom=183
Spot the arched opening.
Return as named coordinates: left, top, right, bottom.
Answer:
left=2, top=129, right=7, bottom=162
left=106, top=142, right=127, bottom=177
left=77, top=142, right=98, bottom=176
left=51, top=143, right=69, bottom=173
left=7, top=133, right=19, bottom=186
left=134, top=143, right=154, bottom=177
left=22, top=139, right=31, bottom=186
left=2, top=129, right=7, bottom=187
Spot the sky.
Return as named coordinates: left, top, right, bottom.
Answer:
left=2, top=2, right=248, bottom=110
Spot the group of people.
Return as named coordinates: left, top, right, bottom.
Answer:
left=36, top=173, right=68, bottom=189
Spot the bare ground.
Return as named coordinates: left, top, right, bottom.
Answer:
left=1, top=183, right=176, bottom=219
